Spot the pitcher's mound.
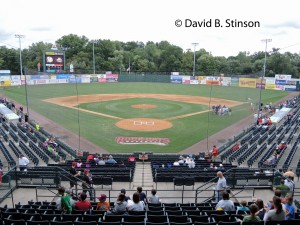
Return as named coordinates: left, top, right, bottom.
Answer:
left=116, top=118, right=173, bottom=131
left=131, top=104, right=157, bottom=109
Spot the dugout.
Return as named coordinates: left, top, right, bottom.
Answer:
left=0, top=104, right=19, bottom=123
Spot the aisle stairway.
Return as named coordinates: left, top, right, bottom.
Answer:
left=132, top=161, right=154, bottom=189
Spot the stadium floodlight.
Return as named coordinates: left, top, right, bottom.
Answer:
left=92, top=40, right=96, bottom=74
left=15, top=34, right=25, bottom=80
left=192, top=43, right=199, bottom=76
left=257, top=39, right=272, bottom=120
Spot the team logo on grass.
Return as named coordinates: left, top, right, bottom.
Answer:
left=116, top=136, right=170, bottom=145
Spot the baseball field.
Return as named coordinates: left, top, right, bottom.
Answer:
left=2, top=82, right=288, bottom=153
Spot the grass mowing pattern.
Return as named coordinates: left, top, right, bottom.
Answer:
left=1, top=83, right=288, bottom=153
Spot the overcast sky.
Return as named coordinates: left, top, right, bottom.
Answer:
left=1, top=0, right=300, bottom=57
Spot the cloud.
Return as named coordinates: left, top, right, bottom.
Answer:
left=29, top=26, right=53, bottom=32
left=265, top=21, right=300, bottom=29
left=0, top=30, right=14, bottom=42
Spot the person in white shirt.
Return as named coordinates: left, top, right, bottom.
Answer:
left=19, top=154, right=29, bottom=171
left=127, top=192, right=145, bottom=211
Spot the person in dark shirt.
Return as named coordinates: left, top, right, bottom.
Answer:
left=82, top=169, right=94, bottom=201
left=121, top=188, right=131, bottom=202
left=24, top=113, right=29, bottom=123
left=70, top=162, right=80, bottom=189
left=137, top=187, right=148, bottom=204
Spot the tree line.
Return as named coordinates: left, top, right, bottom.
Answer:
left=0, top=34, right=299, bottom=77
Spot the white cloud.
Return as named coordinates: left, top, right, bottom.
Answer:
left=0, top=0, right=299, bottom=56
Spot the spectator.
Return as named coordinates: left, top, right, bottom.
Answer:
left=75, top=192, right=92, bottom=211
left=128, top=154, right=136, bottom=162
left=98, top=157, right=105, bottom=165
left=274, top=179, right=290, bottom=197
left=215, top=191, right=235, bottom=211
left=85, top=159, right=91, bottom=168
left=255, top=199, right=266, bottom=220
left=87, top=154, right=94, bottom=161
left=277, top=141, right=286, bottom=151
left=120, top=189, right=130, bottom=202
left=127, top=192, right=145, bottom=211
left=285, top=194, right=295, bottom=220
left=111, top=193, right=127, bottom=214
left=242, top=204, right=261, bottom=222
left=137, top=187, right=148, bottom=204
left=82, top=169, right=94, bottom=201
left=284, top=176, right=295, bottom=195
left=264, top=196, right=285, bottom=222
left=76, top=159, right=82, bottom=168
left=106, top=155, right=117, bottom=164
left=70, top=162, right=81, bottom=189
left=58, top=187, right=72, bottom=214
left=236, top=200, right=249, bottom=213
left=148, top=189, right=160, bottom=204
left=214, top=171, right=227, bottom=202
left=96, top=194, right=110, bottom=211
left=211, top=145, right=219, bottom=162
left=18, top=154, right=29, bottom=171
left=35, top=122, right=40, bottom=131
left=217, top=164, right=225, bottom=172
left=24, top=113, right=29, bottom=123
left=173, top=159, right=180, bottom=166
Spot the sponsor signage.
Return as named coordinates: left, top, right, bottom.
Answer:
left=275, top=74, right=292, bottom=80
left=115, top=136, right=170, bottom=145
left=275, top=80, right=286, bottom=85
left=170, top=75, right=182, bottom=84
left=239, top=78, right=256, bottom=88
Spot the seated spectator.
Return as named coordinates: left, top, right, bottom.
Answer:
left=178, top=156, right=185, bottom=164
left=98, top=157, right=105, bottom=165
left=278, top=141, right=286, bottom=151
left=137, top=187, right=148, bottom=204
left=120, top=188, right=130, bottom=201
left=215, top=191, right=235, bottom=211
left=237, top=200, right=249, bottom=213
left=96, top=194, right=110, bottom=211
left=242, top=204, right=261, bottom=222
left=127, top=192, right=145, bottom=211
left=148, top=189, right=160, bottom=204
left=87, top=154, right=94, bottom=161
left=106, top=155, right=117, bottom=164
left=264, top=196, right=285, bottom=222
left=188, top=159, right=195, bottom=168
left=255, top=199, right=267, bottom=220
left=85, top=159, right=91, bottom=168
left=285, top=194, right=295, bottom=220
left=232, top=143, right=240, bottom=152
left=111, top=193, right=127, bottom=214
left=217, top=164, right=225, bottom=172
left=284, top=176, right=295, bottom=195
left=173, top=159, right=180, bottom=166
left=128, top=154, right=136, bottom=162
left=265, top=153, right=278, bottom=165
left=76, top=160, right=82, bottom=168
left=75, top=192, right=92, bottom=211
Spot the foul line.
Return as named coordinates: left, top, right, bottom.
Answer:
left=69, top=106, right=123, bottom=120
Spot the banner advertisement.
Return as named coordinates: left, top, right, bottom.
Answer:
left=106, top=74, right=118, bottom=82
left=231, top=77, right=239, bottom=86
left=69, top=75, right=81, bottom=83
left=265, top=77, right=275, bottom=84
left=221, top=77, right=231, bottom=86
left=90, top=76, right=99, bottom=83
left=284, top=86, right=296, bottom=91
left=256, top=83, right=265, bottom=89
left=0, top=80, right=11, bottom=86
left=48, top=79, right=58, bottom=84
left=11, top=76, right=21, bottom=86
left=190, top=80, right=199, bottom=84
left=206, top=76, right=220, bottom=86
left=190, top=76, right=198, bottom=80
left=275, top=85, right=284, bottom=91
left=170, top=75, right=182, bottom=84
left=265, top=84, right=276, bottom=90
left=275, top=74, right=292, bottom=80
left=182, top=76, right=190, bottom=84
left=57, top=79, right=68, bottom=83
left=296, top=81, right=300, bottom=91
left=285, top=80, right=297, bottom=86
left=275, top=80, right=286, bottom=85
left=198, top=76, right=206, bottom=84
left=56, top=74, right=70, bottom=79
left=239, top=78, right=256, bottom=88
left=35, top=79, right=49, bottom=84
left=98, top=78, right=107, bottom=83
left=81, top=77, right=91, bottom=83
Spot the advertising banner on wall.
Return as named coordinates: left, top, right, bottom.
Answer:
left=275, top=80, right=286, bottom=85
left=90, top=75, right=99, bottom=83
left=220, top=77, right=231, bottom=86
left=170, top=75, right=182, bottom=84
left=11, top=76, right=21, bottom=86
left=264, top=77, right=275, bottom=84
left=275, top=74, right=292, bottom=80
left=198, top=76, right=206, bottom=84
left=106, top=74, right=118, bottom=82
left=206, top=76, right=220, bottom=86
left=296, top=81, right=300, bottom=91
left=239, top=78, right=256, bottom=88
left=265, top=84, right=276, bottom=90
left=275, top=85, right=285, bottom=91
left=69, top=75, right=81, bottom=83
left=284, top=86, right=296, bottom=91
left=0, top=80, right=11, bottom=86
left=231, top=77, right=239, bottom=86
left=56, top=74, right=70, bottom=80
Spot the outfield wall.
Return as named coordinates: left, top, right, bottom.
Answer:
left=1, top=73, right=299, bottom=91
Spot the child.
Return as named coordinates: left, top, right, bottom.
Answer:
left=237, top=200, right=249, bottom=214
left=148, top=189, right=160, bottom=204
left=96, top=194, right=110, bottom=211
left=285, top=194, right=295, bottom=220
left=242, top=204, right=261, bottom=222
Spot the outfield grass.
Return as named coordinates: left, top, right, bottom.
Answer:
left=2, top=83, right=288, bottom=153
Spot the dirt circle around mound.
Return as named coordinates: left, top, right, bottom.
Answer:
left=116, top=118, right=173, bottom=131
left=131, top=104, right=157, bottom=109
